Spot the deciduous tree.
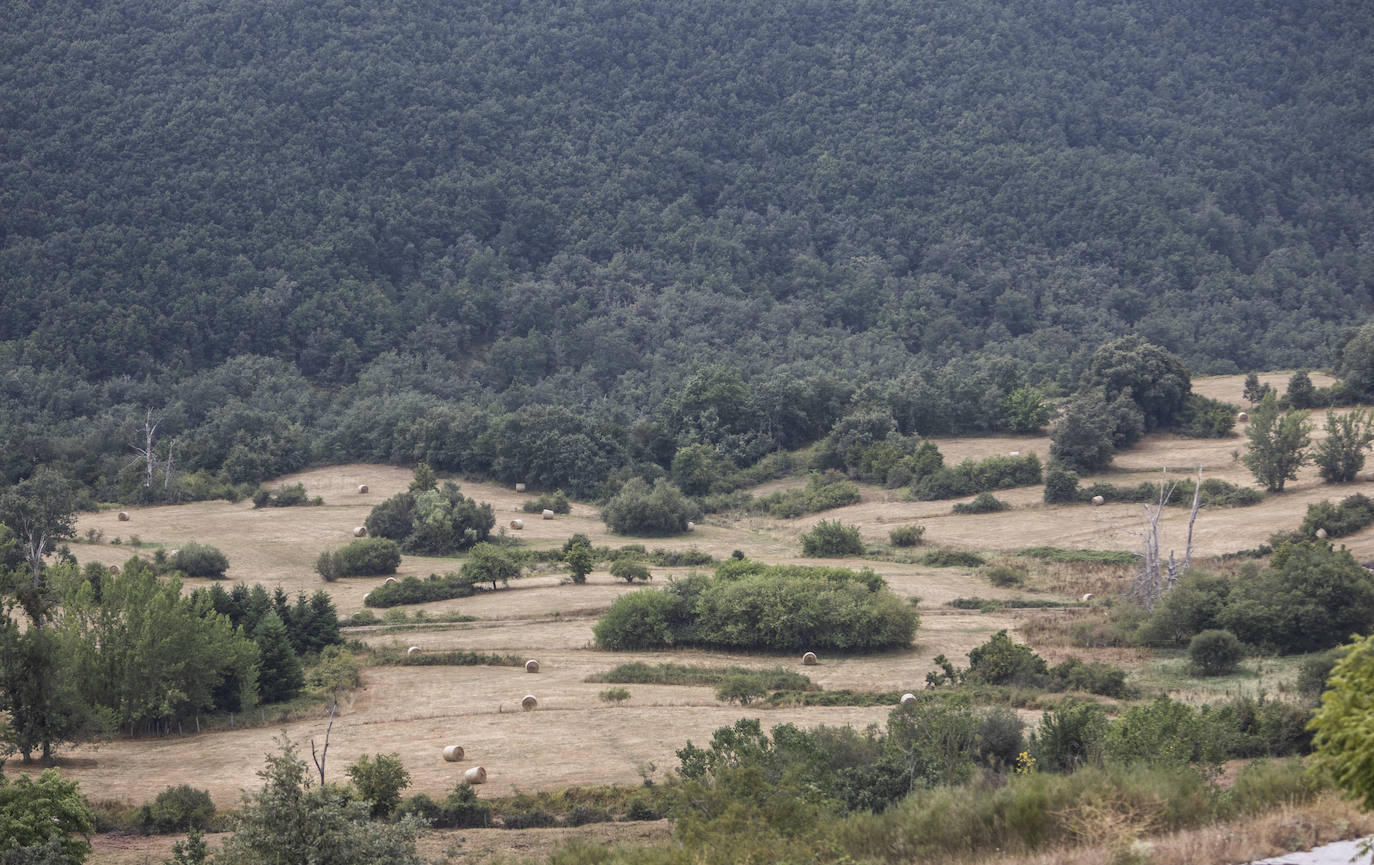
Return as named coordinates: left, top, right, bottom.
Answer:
left=1241, top=393, right=1311, bottom=491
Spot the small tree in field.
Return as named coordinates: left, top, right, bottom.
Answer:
left=1242, top=372, right=1272, bottom=406
left=1242, top=393, right=1311, bottom=491
left=1316, top=409, right=1374, bottom=484
left=609, top=559, right=652, bottom=582
left=563, top=541, right=594, bottom=584
left=346, top=753, right=411, bottom=818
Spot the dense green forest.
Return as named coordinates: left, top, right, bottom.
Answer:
left=2, top=0, right=1372, bottom=497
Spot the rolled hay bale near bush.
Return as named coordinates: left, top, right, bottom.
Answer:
left=521, top=694, right=538, bottom=711
left=686, top=521, right=696, bottom=531
left=542, top=509, right=555, bottom=520
left=900, top=692, right=916, bottom=704
left=353, top=526, right=368, bottom=537
left=1081, top=592, right=1094, bottom=602
left=525, top=659, right=540, bottom=673
left=464, top=766, right=487, bottom=784
left=109, top=564, right=120, bottom=574
left=358, top=484, right=369, bottom=494
left=1238, top=411, right=1249, bottom=423
left=802, top=651, right=818, bottom=666
left=384, top=577, right=398, bottom=584
left=1316, top=528, right=1328, bottom=539
left=515, top=483, right=526, bottom=492
left=118, top=511, right=130, bottom=521
left=510, top=519, right=524, bottom=530
left=1009, top=451, right=1020, bottom=457
left=442, top=745, right=465, bottom=762
left=407, top=646, right=421, bottom=655
left=1091, top=495, right=1105, bottom=506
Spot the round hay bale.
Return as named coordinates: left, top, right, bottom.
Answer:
left=521, top=694, right=538, bottom=711
left=1009, top=451, right=1020, bottom=457
left=442, top=745, right=465, bottom=763
left=1238, top=411, right=1249, bottom=423
left=407, top=646, right=421, bottom=655
left=1316, top=528, right=1328, bottom=539
left=510, top=519, right=524, bottom=530
left=464, top=766, right=487, bottom=784
left=1091, top=495, right=1105, bottom=506
left=385, top=577, right=398, bottom=584
left=117, top=511, right=130, bottom=522
left=1081, top=593, right=1094, bottom=602
left=524, top=659, right=540, bottom=673
left=541, top=509, right=555, bottom=520
left=353, top=526, right=367, bottom=538
left=515, top=483, right=526, bottom=493
left=900, top=692, right=917, bottom=704
left=686, top=521, right=696, bottom=532
left=108, top=564, right=120, bottom=575
left=358, top=484, right=369, bottom=494
left=802, top=651, right=818, bottom=666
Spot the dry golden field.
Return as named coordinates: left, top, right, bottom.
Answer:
left=23, top=373, right=1374, bottom=863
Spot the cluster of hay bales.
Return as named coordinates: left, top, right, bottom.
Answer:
left=117, top=511, right=130, bottom=521
left=524, top=659, right=540, bottom=673
left=802, top=651, right=818, bottom=666
left=353, top=526, right=368, bottom=537
left=510, top=519, right=524, bottom=530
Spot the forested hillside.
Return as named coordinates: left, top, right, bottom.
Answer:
left=2, top=0, right=1372, bottom=497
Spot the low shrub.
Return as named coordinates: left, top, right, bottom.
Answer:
left=252, top=483, right=321, bottom=508
left=137, top=785, right=215, bottom=834
left=753, top=474, right=862, bottom=518
left=800, top=520, right=864, bottom=557
left=364, top=572, right=478, bottom=607
left=171, top=542, right=229, bottom=579
left=598, top=687, right=631, bottom=705
left=522, top=490, right=571, bottom=514
left=952, top=492, right=1009, bottom=515
left=921, top=549, right=985, bottom=567
left=1189, top=629, right=1244, bottom=676
left=316, top=538, right=402, bottom=580
left=1042, top=466, right=1080, bottom=504
left=911, top=453, right=1043, bottom=501
left=1296, top=648, right=1342, bottom=699
left=981, top=564, right=1026, bottom=588
left=889, top=525, right=925, bottom=547
left=648, top=547, right=714, bottom=566
left=1299, top=493, right=1374, bottom=539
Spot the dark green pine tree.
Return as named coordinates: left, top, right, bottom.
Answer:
left=253, top=611, right=304, bottom=704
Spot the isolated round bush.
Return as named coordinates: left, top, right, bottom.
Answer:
left=888, top=525, right=924, bottom=547
left=601, top=478, right=698, bottom=536
left=1188, top=629, right=1244, bottom=676
left=1043, top=465, right=1081, bottom=504
left=172, top=542, right=230, bottom=579
left=800, top=519, right=864, bottom=557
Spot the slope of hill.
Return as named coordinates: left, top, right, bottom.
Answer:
left=2, top=0, right=1372, bottom=494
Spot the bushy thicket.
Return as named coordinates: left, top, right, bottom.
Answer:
left=951, top=492, right=1009, bottom=514
left=1074, top=477, right=1262, bottom=508
left=593, top=567, right=917, bottom=653
left=911, top=453, right=1042, bottom=501
left=888, top=525, right=924, bottom=547
left=364, top=482, right=494, bottom=555
left=715, top=559, right=887, bottom=592
left=1136, top=542, right=1374, bottom=655
left=1298, top=493, right=1374, bottom=539
left=800, top=520, right=865, bottom=556
left=601, top=478, right=699, bottom=536
left=171, top=542, right=230, bottom=578
left=137, top=784, right=216, bottom=834
left=363, top=572, right=478, bottom=607
left=521, top=489, right=571, bottom=514
left=316, top=538, right=401, bottom=580
left=251, top=483, right=322, bottom=508
left=926, top=631, right=1131, bottom=698
left=751, top=474, right=862, bottom=518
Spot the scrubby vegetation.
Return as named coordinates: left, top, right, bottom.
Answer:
left=316, top=538, right=402, bottom=580
left=593, top=566, right=917, bottom=653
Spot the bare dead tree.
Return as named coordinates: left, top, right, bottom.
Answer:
left=311, top=697, right=337, bottom=787
left=1129, top=467, right=1203, bottom=611
left=127, top=409, right=179, bottom=498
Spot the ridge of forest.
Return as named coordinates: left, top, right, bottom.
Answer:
left=2, top=0, right=1373, bottom=497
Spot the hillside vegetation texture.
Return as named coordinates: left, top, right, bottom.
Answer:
left=2, top=0, right=1373, bottom=497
